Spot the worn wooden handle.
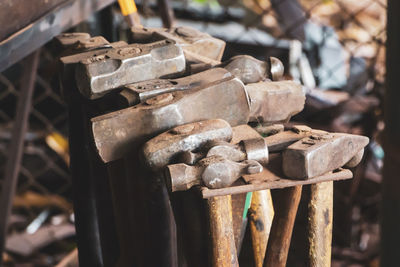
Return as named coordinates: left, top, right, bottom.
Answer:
left=308, top=181, right=333, bottom=267
left=264, top=185, right=302, bottom=267
left=249, top=190, right=274, bottom=267
left=207, top=195, right=238, bottom=267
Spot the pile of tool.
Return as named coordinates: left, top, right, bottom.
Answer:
left=56, top=26, right=369, bottom=266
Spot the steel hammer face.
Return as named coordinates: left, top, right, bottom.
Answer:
left=119, top=68, right=232, bottom=106
left=180, top=138, right=269, bottom=166
left=220, top=55, right=284, bottom=84
left=131, top=26, right=226, bottom=62
left=142, top=119, right=233, bottom=171
left=75, top=39, right=186, bottom=99
left=165, top=156, right=263, bottom=192
left=246, top=80, right=305, bottom=124
left=91, top=76, right=250, bottom=163
left=282, top=133, right=369, bottom=179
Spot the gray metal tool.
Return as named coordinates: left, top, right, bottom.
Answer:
left=75, top=39, right=186, bottom=99
left=220, top=55, right=284, bottom=84
left=131, top=26, right=226, bottom=63
left=247, top=80, right=305, bottom=123
left=142, top=119, right=233, bottom=171
left=91, top=75, right=250, bottom=163
left=118, top=68, right=231, bottom=106
left=165, top=155, right=263, bottom=191
left=282, top=132, right=369, bottom=179
left=179, top=138, right=268, bottom=166
left=117, top=74, right=304, bottom=124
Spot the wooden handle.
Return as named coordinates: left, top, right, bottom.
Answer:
left=117, top=0, right=141, bottom=27
left=249, top=190, right=274, bottom=267
left=264, top=185, right=302, bottom=267
left=207, top=195, right=238, bottom=267
left=308, top=181, right=333, bottom=267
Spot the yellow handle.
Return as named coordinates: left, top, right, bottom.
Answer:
left=118, top=0, right=138, bottom=16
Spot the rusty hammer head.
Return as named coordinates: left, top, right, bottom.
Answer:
left=180, top=138, right=269, bottom=166
left=115, top=72, right=303, bottom=126
left=220, top=55, right=284, bottom=84
left=282, top=132, right=369, bottom=179
left=131, top=26, right=226, bottom=63
left=91, top=75, right=250, bottom=163
left=118, top=68, right=232, bottom=106
left=75, top=39, right=186, bottom=99
left=246, top=80, right=305, bottom=124
left=142, top=119, right=233, bottom=171
left=165, top=155, right=263, bottom=191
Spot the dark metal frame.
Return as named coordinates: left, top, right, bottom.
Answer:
left=0, top=0, right=116, bottom=73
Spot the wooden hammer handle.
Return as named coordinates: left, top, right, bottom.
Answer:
left=207, top=195, right=238, bottom=267
left=264, top=185, right=302, bottom=267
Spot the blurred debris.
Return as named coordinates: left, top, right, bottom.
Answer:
left=55, top=248, right=79, bottom=267
left=26, top=209, right=50, bottom=234
left=13, top=191, right=72, bottom=212
left=45, top=132, right=70, bottom=166
left=304, top=22, right=347, bottom=89
left=5, top=223, right=75, bottom=257
left=289, top=40, right=316, bottom=89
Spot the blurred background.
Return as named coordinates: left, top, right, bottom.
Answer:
left=0, top=0, right=387, bottom=266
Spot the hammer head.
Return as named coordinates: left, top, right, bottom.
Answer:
left=91, top=76, right=250, bottom=162
left=75, top=39, right=186, bottom=99
left=142, top=119, right=233, bottom=171
left=220, top=55, right=284, bottom=84
left=118, top=68, right=232, bottom=106
left=186, top=138, right=269, bottom=166
left=282, top=132, right=369, bottom=179
left=54, top=32, right=91, bottom=50
left=247, top=80, right=305, bottom=124
left=131, top=26, right=226, bottom=62
left=59, top=38, right=127, bottom=66
left=165, top=155, right=263, bottom=191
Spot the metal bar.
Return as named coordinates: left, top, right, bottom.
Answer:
left=0, top=50, right=40, bottom=265
left=67, top=96, right=104, bottom=266
left=200, top=169, right=352, bottom=198
left=382, top=0, right=400, bottom=265
left=0, top=0, right=116, bottom=72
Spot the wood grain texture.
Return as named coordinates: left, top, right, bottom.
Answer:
left=249, top=190, right=274, bottom=267
left=308, top=181, right=333, bottom=267
left=207, top=195, right=238, bottom=267
left=264, top=185, right=302, bottom=267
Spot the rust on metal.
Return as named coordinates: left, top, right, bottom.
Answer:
left=166, top=155, right=262, bottom=191
left=119, top=68, right=232, bottom=106
left=142, top=119, right=233, bottom=171
left=75, top=39, right=186, bottom=99
left=199, top=125, right=354, bottom=198
left=131, top=26, right=226, bottom=62
left=264, top=126, right=320, bottom=152
left=91, top=76, right=250, bottom=163
left=180, top=137, right=268, bottom=166
left=246, top=80, right=305, bottom=123
left=220, top=55, right=284, bottom=84
left=282, top=132, right=369, bottom=179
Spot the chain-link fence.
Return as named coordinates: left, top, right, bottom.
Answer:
left=0, top=0, right=386, bottom=265
left=0, top=47, right=70, bottom=198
